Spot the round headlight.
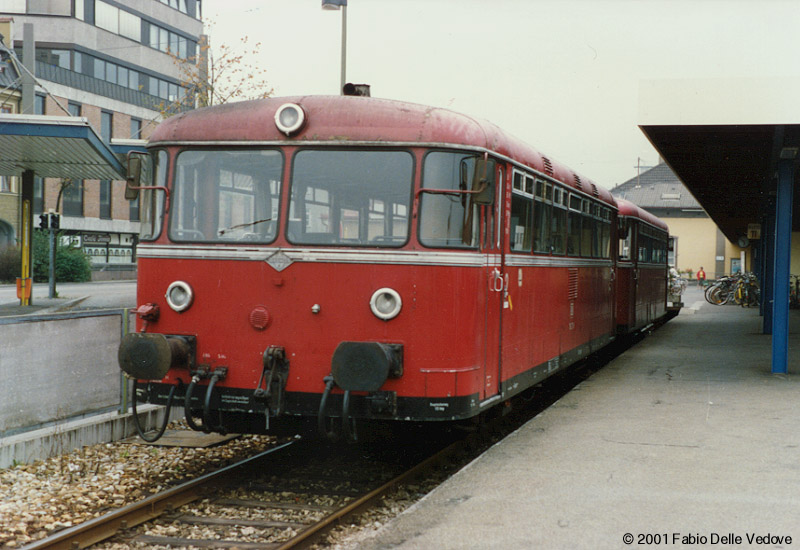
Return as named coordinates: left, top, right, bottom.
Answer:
left=166, top=281, right=193, bottom=313
left=370, top=288, right=402, bottom=321
left=274, top=103, right=306, bottom=136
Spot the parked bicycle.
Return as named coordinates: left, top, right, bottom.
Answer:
left=704, top=272, right=760, bottom=307
left=790, top=274, right=800, bottom=309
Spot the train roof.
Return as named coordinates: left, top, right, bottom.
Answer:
left=149, top=95, right=613, bottom=205
left=615, top=197, right=669, bottom=232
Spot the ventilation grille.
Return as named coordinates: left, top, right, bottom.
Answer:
left=541, top=156, right=554, bottom=177
left=573, top=173, right=583, bottom=191
left=590, top=183, right=599, bottom=198
left=568, top=268, right=579, bottom=300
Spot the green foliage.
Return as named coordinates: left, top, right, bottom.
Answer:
left=32, top=229, right=92, bottom=283
left=32, top=229, right=49, bottom=282
left=0, top=245, right=20, bottom=282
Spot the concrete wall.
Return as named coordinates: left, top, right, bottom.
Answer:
left=0, top=309, right=180, bottom=468
left=0, top=311, right=125, bottom=434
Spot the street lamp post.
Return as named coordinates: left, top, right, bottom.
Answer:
left=321, top=0, right=347, bottom=94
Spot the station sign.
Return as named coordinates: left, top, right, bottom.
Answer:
left=84, top=233, right=112, bottom=244
left=747, top=223, right=761, bottom=240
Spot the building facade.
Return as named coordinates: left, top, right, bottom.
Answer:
left=611, top=162, right=749, bottom=281
left=0, top=0, right=203, bottom=278
left=0, top=18, right=21, bottom=249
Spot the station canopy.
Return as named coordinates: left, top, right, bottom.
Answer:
left=638, top=77, right=800, bottom=244
left=0, top=114, right=143, bottom=181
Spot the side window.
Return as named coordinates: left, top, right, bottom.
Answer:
left=551, top=187, right=567, bottom=255
left=600, top=208, right=612, bottom=259
left=580, top=200, right=592, bottom=257
left=590, top=203, right=601, bottom=258
left=510, top=171, right=532, bottom=252
left=567, top=194, right=581, bottom=256
left=619, top=217, right=631, bottom=260
left=139, top=150, right=167, bottom=241
left=419, top=151, right=481, bottom=248
left=533, top=179, right=551, bottom=253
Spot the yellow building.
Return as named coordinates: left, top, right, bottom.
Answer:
left=610, top=162, right=750, bottom=281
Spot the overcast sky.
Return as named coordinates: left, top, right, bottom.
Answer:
left=201, top=0, right=800, bottom=189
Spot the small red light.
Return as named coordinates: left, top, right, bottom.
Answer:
left=136, top=303, right=160, bottom=322
left=249, top=306, right=271, bottom=330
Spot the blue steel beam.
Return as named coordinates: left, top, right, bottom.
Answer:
left=771, top=160, right=794, bottom=374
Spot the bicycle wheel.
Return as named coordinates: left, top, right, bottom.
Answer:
left=706, top=285, right=726, bottom=305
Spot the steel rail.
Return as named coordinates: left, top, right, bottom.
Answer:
left=19, top=438, right=298, bottom=550
left=275, top=436, right=466, bottom=550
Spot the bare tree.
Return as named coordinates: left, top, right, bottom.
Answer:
left=156, top=25, right=274, bottom=118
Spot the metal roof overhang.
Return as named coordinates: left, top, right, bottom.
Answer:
left=0, top=114, right=129, bottom=181
left=638, top=78, right=800, bottom=243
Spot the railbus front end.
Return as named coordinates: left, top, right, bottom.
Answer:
left=117, top=96, right=624, bottom=440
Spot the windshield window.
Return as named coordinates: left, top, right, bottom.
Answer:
left=170, top=149, right=282, bottom=243
left=288, top=150, right=413, bottom=246
left=139, top=149, right=166, bottom=241
left=419, top=151, right=480, bottom=248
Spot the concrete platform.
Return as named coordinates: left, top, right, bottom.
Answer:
left=355, top=288, right=800, bottom=549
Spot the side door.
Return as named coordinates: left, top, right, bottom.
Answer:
left=481, top=162, right=505, bottom=400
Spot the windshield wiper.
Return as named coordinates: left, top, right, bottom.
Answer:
left=218, top=218, right=272, bottom=236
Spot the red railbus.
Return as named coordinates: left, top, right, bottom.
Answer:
left=615, top=198, right=671, bottom=333
left=118, top=96, right=673, bottom=439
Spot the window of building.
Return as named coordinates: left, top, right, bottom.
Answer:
left=33, top=178, right=44, bottom=214
left=130, top=195, right=140, bottom=221
left=101, top=111, right=112, bottom=142
left=34, top=46, right=185, bottom=102
left=68, top=102, right=81, bottom=116
left=95, top=0, right=119, bottom=34
left=34, top=94, right=45, bottom=114
left=119, top=9, right=141, bottom=41
left=95, top=1, right=141, bottom=41
left=146, top=21, right=191, bottom=58
left=27, top=0, right=71, bottom=15
left=100, top=180, right=111, bottom=219
left=131, top=118, right=142, bottom=139
left=62, top=180, right=84, bottom=217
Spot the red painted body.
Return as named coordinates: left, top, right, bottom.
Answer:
left=615, top=199, right=670, bottom=333
left=125, top=97, right=674, bottom=434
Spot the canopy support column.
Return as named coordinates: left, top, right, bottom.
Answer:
left=19, top=170, right=34, bottom=306
left=771, top=160, right=794, bottom=374
left=762, top=198, right=775, bottom=334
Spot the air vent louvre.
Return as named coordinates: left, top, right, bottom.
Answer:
left=591, top=183, right=599, bottom=198
left=568, top=268, right=579, bottom=300
left=541, top=156, right=554, bottom=176
left=573, top=173, right=583, bottom=190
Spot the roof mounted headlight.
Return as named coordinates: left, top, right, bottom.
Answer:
left=275, top=103, right=306, bottom=136
left=166, top=281, right=193, bottom=313
left=370, top=288, right=402, bottom=321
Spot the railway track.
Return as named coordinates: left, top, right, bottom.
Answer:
left=19, top=343, right=625, bottom=550
left=19, top=429, right=462, bottom=550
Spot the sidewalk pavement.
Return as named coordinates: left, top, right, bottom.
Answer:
left=0, top=296, right=89, bottom=318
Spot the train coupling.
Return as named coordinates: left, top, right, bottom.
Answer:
left=118, top=333, right=195, bottom=380
left=254, top=346, right=289, bottom=417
